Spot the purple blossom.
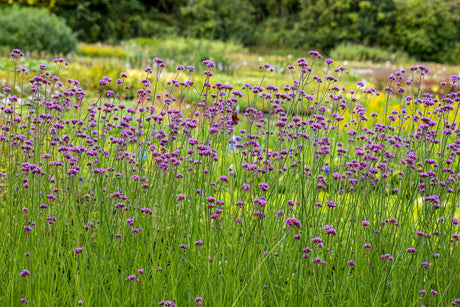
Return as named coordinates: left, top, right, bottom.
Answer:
left=312, top=257, right=326, bottom=264
left=258, top=182, right=268, bottom=191
left=380, top=254, right=394, bottom=262
left=324, top=225, right=337, bottom=235
left=20, top=270, right=30, bottom=277
left=312, top=237, right=322, bottom=243
left=285, top=217, right=302, bottom=228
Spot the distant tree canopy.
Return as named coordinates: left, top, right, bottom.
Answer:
left=1, top=0, right=460, bottom=63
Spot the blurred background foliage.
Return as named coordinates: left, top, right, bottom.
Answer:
left=0, top=5, right=77, bottom=54
left=0, top=0, right=460, bottom=64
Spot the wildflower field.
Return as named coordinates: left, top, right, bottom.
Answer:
left=1, top=48, right=460, bottom=306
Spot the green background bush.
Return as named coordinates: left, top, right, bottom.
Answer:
left=0, top=5, right=77, bottom=55
left=330, top=43, right=413, bottom=63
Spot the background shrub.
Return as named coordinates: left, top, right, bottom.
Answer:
left=78, top=44, right=129, bottom=58
left=330, top=43, right=412, bottom=63
left=393, top=0, right=460, bottom=63
left=125, top=37, right=246, bottom=74
left=0, top=5, right=77, bottom=55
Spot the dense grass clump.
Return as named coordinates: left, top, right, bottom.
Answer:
left=0, top=49, right=459, bottom=306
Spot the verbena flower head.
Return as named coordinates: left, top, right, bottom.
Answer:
left=20, top=270, right=30, bottom=277
left=312, top=237, right=322, bottom=243
left=380, top=254, right=394, bottom=262
left=285, top=217, right=302, bottom=228
left=11, top=49, right=24, bottom=57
